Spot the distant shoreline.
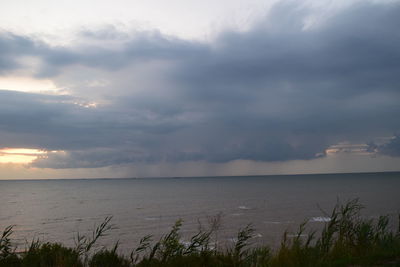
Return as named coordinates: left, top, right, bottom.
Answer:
left=1, top=170, right=399, bottom=182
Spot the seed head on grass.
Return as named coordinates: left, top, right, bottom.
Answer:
left=130, top=234, right=153, bottom=264
left=0, top=225, right=15, bottom=259
left=234, top=224, right=255, bottom=260
left=74, top=215, right=116, bottom=267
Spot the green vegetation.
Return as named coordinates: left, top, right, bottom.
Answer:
left=1, top=199, right=399, bottom=266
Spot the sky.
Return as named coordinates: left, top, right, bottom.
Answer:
left=0, top=0, right=400, bottom=179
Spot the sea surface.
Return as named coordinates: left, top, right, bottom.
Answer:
left=1, top=172, right=399, bottom=253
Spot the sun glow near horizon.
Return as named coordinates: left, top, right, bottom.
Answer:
left=0, top=148, right=47, bottom=164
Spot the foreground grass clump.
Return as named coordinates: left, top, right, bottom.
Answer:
left=1, top=199, right=399, bottom=266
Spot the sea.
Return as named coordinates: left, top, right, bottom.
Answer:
left=1, top=172, right=399, bottom=254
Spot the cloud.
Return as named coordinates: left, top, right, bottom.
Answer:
left=370, top=135, right=400, bottom=157
left=0, top=89, right=187, bottom=150
left=0, top=1, right=400, bottom=168
left=0, top=32, right=40, bottom=74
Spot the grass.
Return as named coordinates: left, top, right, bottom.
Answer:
left=1, top=199, right=399, bottom=266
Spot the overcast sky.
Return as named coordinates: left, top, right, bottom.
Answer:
left=0, top=0, right=400, bottom=179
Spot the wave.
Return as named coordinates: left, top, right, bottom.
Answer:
left=310, top=216, right=331, bottom=222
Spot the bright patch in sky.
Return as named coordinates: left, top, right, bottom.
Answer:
left=0, top=148, right=47, bottom=164
left=0, top=76, right=59, bottom=93
left=325, top=143, right=372, bottom=156
left=0, top=0, right=279, bottom=42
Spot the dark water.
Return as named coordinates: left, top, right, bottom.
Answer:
left=1, top=172, right=399, bottom=253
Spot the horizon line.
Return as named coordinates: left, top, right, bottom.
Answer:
left=1, top=170, right=399, bottom=182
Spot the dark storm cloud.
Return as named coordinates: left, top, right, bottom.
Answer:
left=176, top=2, right=400, bottom=100
left=0, top=29, right=207, bottom=77
left=0, top=90, right=186, bottom=151
left=1, top=1, right=400, bottom=168
left=37, top=31, right=208, bottom=77
left=0, top=32, right=40, bottom=73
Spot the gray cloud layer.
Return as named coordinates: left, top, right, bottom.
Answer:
left=1, top=1, right=400, bottom=168
left=370, top=135, right=400, bottom=157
